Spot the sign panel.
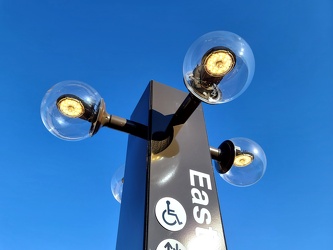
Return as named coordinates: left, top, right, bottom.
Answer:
left=147, top=82, right=227, bottom=250
left=116, top=81, right=227, bottom=249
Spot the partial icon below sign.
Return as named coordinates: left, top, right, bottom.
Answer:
left=156, top=239, right=186, bottom=250
left=155, top=197, right=187, bottom=231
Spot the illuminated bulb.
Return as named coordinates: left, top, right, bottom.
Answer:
left=234, top=153, right=254, bottom=166
left=234, top=147, right=254, bottom=167
left=57, top=96, right=84, bottom=118
left=40, top=80, right=102, bottom=141
left=218, top=137, right=267, bottom=187
left=183, top=31, right=255, bottom=104
left=204, top=49, right=235, bottom=77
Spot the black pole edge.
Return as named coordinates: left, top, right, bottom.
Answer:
left=169, top=93, right=201, bottom=127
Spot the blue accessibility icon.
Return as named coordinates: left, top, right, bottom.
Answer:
left=155, top=197, right=186, bottom=232
left=162, top=200, right=183, bottom=226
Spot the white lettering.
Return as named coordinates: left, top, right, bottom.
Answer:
left=189, top=169, right=212, bottom=190
left=193, top=206, right=212, bottom=224
left=191, top=188, right=209, bottom=205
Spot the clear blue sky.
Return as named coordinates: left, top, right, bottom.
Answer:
left=0, top=0, right=332, bottom=249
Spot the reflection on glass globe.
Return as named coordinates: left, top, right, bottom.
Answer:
left=183, top=31, right=255, bottom=104
left=111, top=165, right=125, bottom=203
left=218, top=137, right=266, bottom=187
left=40, top=80, right=102, bottom=141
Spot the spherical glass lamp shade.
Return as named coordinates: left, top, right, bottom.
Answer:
left=111, top=165, right=125, bottom=203
left=40, top=80, right=102, bottom=141
left=183, top=31, right=255, bottom=104
left=218, top=137, right=266, bottom=187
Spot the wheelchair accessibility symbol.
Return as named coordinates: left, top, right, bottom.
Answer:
left=155, top=197, right=187, bottom=231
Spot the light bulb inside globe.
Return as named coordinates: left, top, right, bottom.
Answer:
left=213, top=138, right=266, bottom=187
left=40, top=80, right=102, bottom=141
left=183, top=31, right=255, bottom=104
left=234, top=146, right=254, bottom=167
left=203, top=47, right=236, bottom=78
left=57, top=96, right=85, bottom=118
left=56, top=94, right=101, bottom=124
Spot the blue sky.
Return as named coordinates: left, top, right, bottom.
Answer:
left=0, top=0, right=332, bottom=249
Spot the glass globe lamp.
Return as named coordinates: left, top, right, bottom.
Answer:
left=111, top=165, right=125, bottom=203
left=183, top=31, right=255, bottom=104
left=216, top=137, right=267, bottom=187
left=40, top=80, right=102, bottom=141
